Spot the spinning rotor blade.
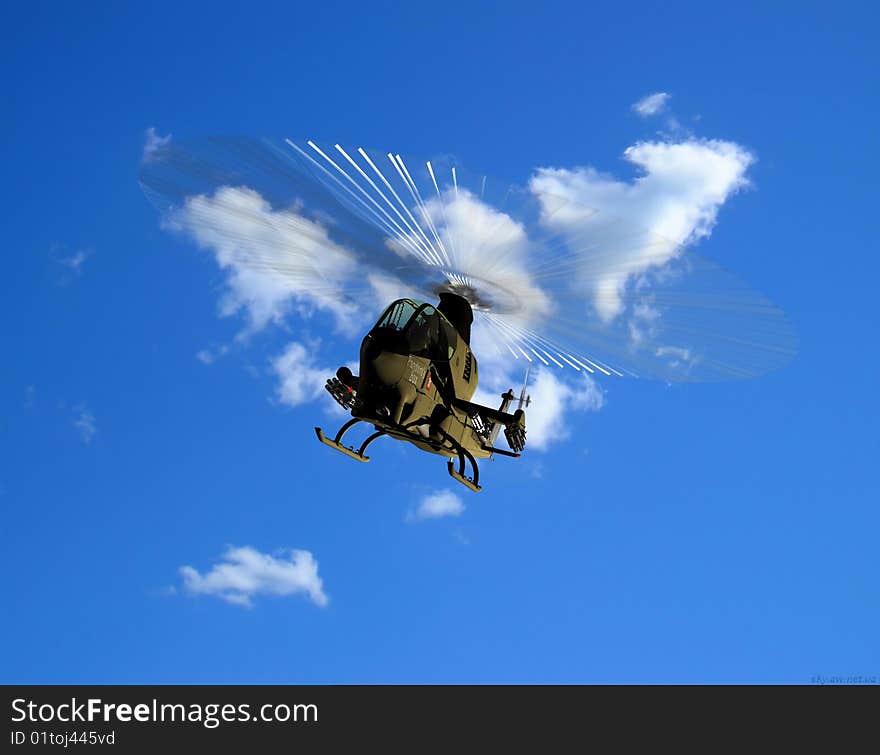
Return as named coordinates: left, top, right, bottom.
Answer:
left=140, top=136, right=797, bottom=382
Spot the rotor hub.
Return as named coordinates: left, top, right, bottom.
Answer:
left=433, top=273, right=523, bottom=315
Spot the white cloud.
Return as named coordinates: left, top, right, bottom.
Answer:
left=166, top=186, right=361, bottom=336
left=632, top=92, right=670, bottom=117
left=654, top=345, right=694, bottom=370
left=271, top=341, right=335, bottom=407
left=61, top=249, right=90, bottom=275
left=365, top=272, right=418, bottom=307
left=179, top=545, right=328, bottom=608
left=195, top=345, right=229, bottom=365
left=471, top=360, right=603, bottom=452
left=529, top=138, right=754, bottom=322
left=73, top=406, right=96, bottom=444
left=143, top=127, right=171, bottom=161
left=420, top=188, right=554, bottom=321
left=50, top=244, right=93, bottom=284
left=407, top=490, right=465, bottom=521
left=523, top=368, right=604, bottom=450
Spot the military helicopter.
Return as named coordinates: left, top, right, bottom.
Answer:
left=139, top=136, right=797, bottom=493
left=316, top=292, right=527, bottom=491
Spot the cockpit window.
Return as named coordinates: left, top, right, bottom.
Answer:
left=374, top=299, right=419, bottom=332
left=405, top=305, right=439, bottom=357
left=371, top=300, right=457, bottom=361
left=406, top=304, right=457, bottom=361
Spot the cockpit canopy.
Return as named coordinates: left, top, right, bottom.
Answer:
left=371, top=299, right=458, bottom=361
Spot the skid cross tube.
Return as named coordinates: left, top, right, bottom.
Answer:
left=316, top=415, right=484, bottom=492
left=315, top=418, right=372, bottom=462
left=435, top=426, right=481, bottom=492
left=357, top=429, right=388, bottom=457
left=334, top=417, right=362, bottom=444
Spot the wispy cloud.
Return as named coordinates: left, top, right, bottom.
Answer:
left=472, top=367, right=604, bottom=452
left=73, top=405, right=96, bottom=444
left=165, top=186, right=362, bottom=337
left=271, top=341, right=336, bottom=408
left=632, top=91, right=670, bottom=117
left=521, top=369, right=604, bottom=451
left=529, top=138, right=754, bottom=323
left=453, top=529, right=471, bottom=545
left=632, top=91, right=694, bottom=138
left=179, top=545, right=328, bottom=608
left=61, top=249, right=90, bottom=275
left=407, top=490, right=465, bottom=522
left=195, top=345, right=229, bottom=365
left=143, top=127, right=171, bottom=161
left=50, top=244, right=93, bottom=284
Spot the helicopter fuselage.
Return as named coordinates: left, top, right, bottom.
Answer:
left=354, top=329, right=489, bottom=461
left=316, top=294, right=526, bottom=492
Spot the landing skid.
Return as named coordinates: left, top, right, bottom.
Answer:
left=314, top=418, right=387, bottom=462
left=436, top=427, right=482, bottom=492
left=315, top=417, right=483, bottom=493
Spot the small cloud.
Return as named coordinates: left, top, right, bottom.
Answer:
left=61, top=249, right=91, bottom=275
left=655, top=345, right=695, bottom=371
left=143, top=127, right=171, bottom=161
left=24, top=385, right=35, bottom=409
left=453, top=529, right=471, bottom=546
left=179, top=545, right=328, bottom=608
left=73, top=405, right=96, bottom=444
left=196, top=345, right=229, bottom=365
left=632, top=91, right=670, bottom=117
left=407, top=490, right=465, bottom=522
left=271, top=341, right=333, bottom=407
left=631, top=92, right=692, bottom=138
left=50, top=244, right=93, bottom=284
left=518, top=369, right=604, bottom=452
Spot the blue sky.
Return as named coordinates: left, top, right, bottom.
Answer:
left=1, top=1, right=878, bottom=683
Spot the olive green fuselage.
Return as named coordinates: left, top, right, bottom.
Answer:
left=316, top=295, right=526, bottom=492
left=353, top=333, right=490, bottom=460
